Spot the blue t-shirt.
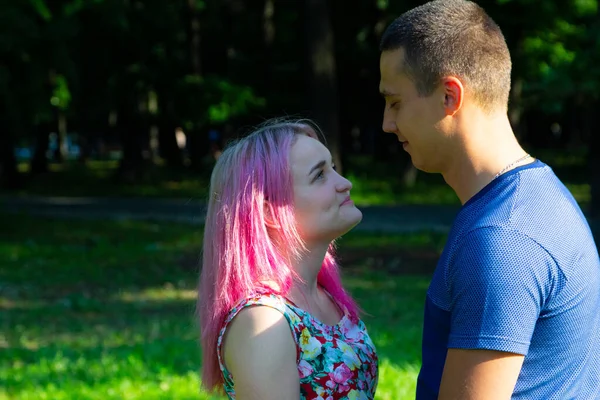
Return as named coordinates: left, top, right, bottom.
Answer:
left=417, top=160, right=600, bottom=399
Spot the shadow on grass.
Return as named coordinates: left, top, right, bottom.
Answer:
left=0, top=213, right=444, bottom=298
left=14, top=160, right=212, bottom=199
left=0, top=213, right=202, bottom=301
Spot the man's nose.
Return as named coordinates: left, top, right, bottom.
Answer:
left=382, top=110, right=398, bottom=134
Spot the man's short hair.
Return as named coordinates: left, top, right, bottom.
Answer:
left=380, top=0, right=511, bottom=112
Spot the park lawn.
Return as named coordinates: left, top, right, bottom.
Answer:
left=14, top=159, right=459, bottom=205
left=0, top=214, right=445, bottom=400
left=12, top=147, right=591, bottom=206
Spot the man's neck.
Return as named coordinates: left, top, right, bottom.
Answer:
left=442, top=113, right=529, bottom=204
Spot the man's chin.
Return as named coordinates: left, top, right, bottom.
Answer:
left=408, top=157, right=436, bottom=174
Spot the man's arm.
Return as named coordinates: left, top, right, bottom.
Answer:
left=223, top=306, right=300, bottom=400
left=439, top=347, right=524, bottom=399
left=439, top=228, right=550, bottom=400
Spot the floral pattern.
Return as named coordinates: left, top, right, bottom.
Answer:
left=217, top=292, right=379, bottom=400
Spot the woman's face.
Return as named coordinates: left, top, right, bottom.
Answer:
left=289, top=134, right=362, bottom=245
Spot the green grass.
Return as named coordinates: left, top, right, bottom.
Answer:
left=11, top=148, right=592, bottom=206
left=0, top=214, right=443, bottom=399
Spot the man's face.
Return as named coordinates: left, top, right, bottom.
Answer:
left=379, top=48, right=448, bottom=173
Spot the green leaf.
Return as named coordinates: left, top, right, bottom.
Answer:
left=30, top=0, right=52, bottom=21
left=573, top=0, right=598, bottom=16
left=51, top=75, right=71, bottom=110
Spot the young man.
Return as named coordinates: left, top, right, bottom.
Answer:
left=379, top=1, right=600, bottom=399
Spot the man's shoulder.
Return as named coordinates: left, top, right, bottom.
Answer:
left=448, top=224, right=542, bottom=260
left=452, top=162, right=590, bottom=253
left=452, top=225, right=551, bottom=265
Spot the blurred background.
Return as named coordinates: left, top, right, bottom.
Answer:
left=1, top=0, right=599, bottom=399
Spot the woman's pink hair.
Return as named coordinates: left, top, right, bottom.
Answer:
left=197, top=119, right=360, bottom=392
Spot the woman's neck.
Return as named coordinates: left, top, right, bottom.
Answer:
left=286, top=241, right=330, bottom=307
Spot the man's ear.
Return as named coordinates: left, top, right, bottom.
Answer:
left=442, top=76, right=464, bottom=115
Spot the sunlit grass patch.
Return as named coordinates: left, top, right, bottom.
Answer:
left=0, top=214, right=436, bottom=399
left=1, top=374, right=220, bottom=400
left=3, top=346, right=218, bottom=400
left=113, top=287, right=197, bottom=304
left=374, top=359, right=420, bottom=400
left=2, top=273, right=430, bottom=400
left=2, top=297, right=208, bottom=399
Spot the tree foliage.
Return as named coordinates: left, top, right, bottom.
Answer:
left=0, top=0, right=598, bottom=194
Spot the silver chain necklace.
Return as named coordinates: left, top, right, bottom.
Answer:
left=493, top=154, right=532, bottom=180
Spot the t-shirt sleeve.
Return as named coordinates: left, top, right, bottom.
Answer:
left=447, top=227, right=555, bottom=355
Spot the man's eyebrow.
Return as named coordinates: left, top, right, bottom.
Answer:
left=309, top=160, right=327, bottom=176
left=379, top=89, right=398, bottom=98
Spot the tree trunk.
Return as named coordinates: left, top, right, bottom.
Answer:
left=31, top=122, right=51, bottom=174
left=262, top=0, right=275, bottom=91
left=116, top=105, right=148, bottom=183
left=47, top=70, right=69, bottom=163
left=303, top=0, right=342, bottom=172
left=201, top=1, right=228, bottom=76
left=55, top=111, right=68, bottom=162
left=0, top=125, right=20, bottom=189
left=156, top=82, right=184, bottom=169
left=187, top=127, right=208, bottom=172
left=158, top=124, right=183, bottom=169
left=225, top=0, right=245, bottom=80
left=187, top=0, right=202, bottom=76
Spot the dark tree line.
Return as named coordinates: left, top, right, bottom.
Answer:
left=1, top=0, right=599, bottom=213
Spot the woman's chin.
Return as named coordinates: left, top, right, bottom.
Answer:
left=338, top=210, right=364, bottom=237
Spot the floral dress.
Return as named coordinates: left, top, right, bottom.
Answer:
left=217, top=291, right=379, bottom=400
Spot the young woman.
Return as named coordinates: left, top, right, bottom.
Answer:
left=198, top=119, right=378, bottom=400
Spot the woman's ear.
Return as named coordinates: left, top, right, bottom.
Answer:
left=264, top=199, right=280, bottom=229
